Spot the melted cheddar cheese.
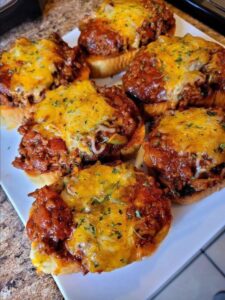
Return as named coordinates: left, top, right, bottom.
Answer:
left=96, top=0, right=150, bottom=48
left=62, top=163, right=136, bottom=209
left=157, top=108, right=225, bottom=167
left=1, top=38, right=63, bottom=99
left=146, top=34, right=221, bottom=101
left=34, top=80, right=116, bottom=152
left=62, top=163, right=137, bottom=272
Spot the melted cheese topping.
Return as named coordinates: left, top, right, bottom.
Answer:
left=158, top=108, right=225, bottom=166
left=62, top=163, right=137, bottom=272
left=146, top=34, right=221, bottom=101
left=33, top=80, right=115, bottom=152
left=96, top=0, right=150, bottom=48
left=1, top=38, right=63, bottom=99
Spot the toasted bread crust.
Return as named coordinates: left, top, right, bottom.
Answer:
left=121, top=121, right=145, bottom=157
left=1, top=105, right=33, bottom=129
left=173, top=180, right=225, bottom=205
left=144, top=90, right=225, bottom=116
left=30, top=242, right=81, bottom=275
left=26, top=171, right=62, bottom=187
left=136, top=222, right=171, bottom=259
left=144, top=102, right=173, bottom=116
left=87, top=50, right=138, bottom=78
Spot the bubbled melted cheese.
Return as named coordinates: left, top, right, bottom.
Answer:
left=146, top=34, right=221, bottom=102
left=157, top=108, right=225, bottom=167
left=96, top=0, right=150, bottom=48
left=62, top=163, right=137, bottom=272
left=1, top=38, right=63, bottom=99
left=33, top=80, right=115, bottom=152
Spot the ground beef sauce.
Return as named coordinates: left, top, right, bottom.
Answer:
left=137, top=0, right=175, bottom=45
left=144, top=141, right=198, bottom=194
left=78, top=19, right=124, bottom=56
left=13, top=86, right=141, bottom=175
left=127, top=173, right=171, bottom=248
left=50, top=34, right=87, bottom=85
left=27, top=186, right=73, bottom=254
left=99, top=86, right=140, bottom=137
left=123, top=51, right=166, bottom=103
left=12, top=121, right=71, bottom=175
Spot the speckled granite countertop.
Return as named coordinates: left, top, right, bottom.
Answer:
left=0, top=1, right=224, bottom=299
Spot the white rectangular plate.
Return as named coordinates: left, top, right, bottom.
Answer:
left=1, top=14, right=225, bottom=300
